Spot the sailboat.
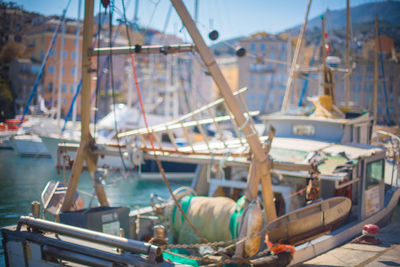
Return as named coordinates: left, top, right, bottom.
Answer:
left=2, top=0, right=400, bottom=266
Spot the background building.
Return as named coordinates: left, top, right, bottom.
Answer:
left=238, top=32, right=292, bottom=113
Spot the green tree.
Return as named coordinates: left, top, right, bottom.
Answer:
left=0, top=78, right=14, bottom=121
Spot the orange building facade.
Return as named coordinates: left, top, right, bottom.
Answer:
left=24, top=19, right=97, bottom=118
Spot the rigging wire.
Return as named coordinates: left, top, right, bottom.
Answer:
left=93, top=3, right=103, bottom=139
left=120, top=0, right=209, bottom=244
left=146, top=0, right=160, bottom=30
left=377, top=22, right=391, bottom=126
left=108, top=1, right=129, bottom=172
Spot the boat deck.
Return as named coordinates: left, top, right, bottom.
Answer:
left=301, top=221, right=400, bottom=266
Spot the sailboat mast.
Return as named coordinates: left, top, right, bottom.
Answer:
left=281, top=0, right=312, bottom=112
left=57, top=22, right=66, bottom=129
left=345, top=0, right=350, bottom=107
left=373, top=16, right=378, bottom=125
left=72, top=0, right=82, bottom=127
left=170, top=0, right=277, bottom=221
left=321, top=15, right=328, bottom=98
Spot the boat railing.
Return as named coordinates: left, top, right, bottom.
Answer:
left=16, top=216, right=161, bottom=261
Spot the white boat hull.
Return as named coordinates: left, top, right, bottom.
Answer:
left=40, top=135, right=196, bottom=181
left=10, top=135, right=50, bottom=157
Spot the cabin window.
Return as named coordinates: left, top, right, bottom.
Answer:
left=366, top=159, right=384, bottom=189
left=292, top=124, right=315, bottom=136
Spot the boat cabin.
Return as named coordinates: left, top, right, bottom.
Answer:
left=205, top=136, right=387, bottom=221
left=260, top=111, right=373, bottom=144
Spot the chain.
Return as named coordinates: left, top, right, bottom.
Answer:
left=167, top=240, right=234, bottom=249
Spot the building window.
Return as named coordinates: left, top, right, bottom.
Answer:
left=270, top=43, right=275, bottom=50
left=31, top=65, right=41, bottom=74
left=260, top=74, right=265, bottom=88
left=48, top=65, right=55, bottom=73
left=63, top=51, right=68, bottom=59
left=281, top=43, right=286, bottom=51
left=311, top=73, right=318, bottom=80
left=62, top=67, right=65, bottom=74
left=71, top=52, right=76, bottom=59
left=269, top=93, right=274, bottom=102
left=62, top=83, right=67, bottom=93
left=250, top=74, right=255, bottom=88
left=70, top=84, right=75, bottom=93
left=62, top=97, right=67, bottom=104
left=74, top=39, right=79, bottom=46
left=71, top=67, right=75, bottom=75
left=354, top=75, right=362, bottom=82
left=269, top=102, right=274, bottom=110
left=270, top=51, right=275, bottom=59
left=40, top=50, right=44, bottom=60
left=280, top=52, right=286, bottom=60
left=47, top=82, right=53, bottom=92
left=260, top=43, right=265, bottom=51
left=250, top=43, right=256, bottom=52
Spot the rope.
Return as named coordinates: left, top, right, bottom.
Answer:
left=120, top=0, right=208, bottom=244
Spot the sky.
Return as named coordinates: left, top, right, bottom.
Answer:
left=13, top=0, right=384, bottom=43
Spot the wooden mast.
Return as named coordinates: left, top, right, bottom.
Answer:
left=61, top=0, right=109, bottom=212
left=170, top=0, right=277, bottom=222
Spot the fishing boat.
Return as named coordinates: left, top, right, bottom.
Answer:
left=2, top=0, right=400, bottom=266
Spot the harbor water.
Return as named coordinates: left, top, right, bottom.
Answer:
left=0, top=148, right=189, bottom=265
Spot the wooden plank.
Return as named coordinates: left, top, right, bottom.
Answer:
left=85, top=137, right=108, bottom=207
left=166, top=127, right=179, bottom=151
left=207, top=107, right=227, bottom=148
left=119, top=110, right=259, bottom=137
left=180, top=121, right=194, bottom=152
left=61, top=137, right=89, bottom=212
